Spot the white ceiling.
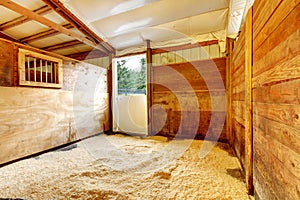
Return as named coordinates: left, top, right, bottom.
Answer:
left=62, top=0, right=252, bottom=54
left=0, top=0, right=252, bottom=56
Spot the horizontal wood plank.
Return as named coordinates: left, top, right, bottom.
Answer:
left=253, top=0, right=299, bottom=52
left=253, top=29, right=300, bottom=77
left=253, top=102, right=300, bottom=129
left=253, top=79, right=300, bottom=104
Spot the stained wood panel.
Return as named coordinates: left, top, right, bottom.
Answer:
left=151, top=57, right=226, bottom=141
left=252, top=0, right=300, bottom=199
left=0, top=40, right=15, bottom=86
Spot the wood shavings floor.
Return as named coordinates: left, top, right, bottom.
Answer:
left=0, top=134, right=253, bottom=200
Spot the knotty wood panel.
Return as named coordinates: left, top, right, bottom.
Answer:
left=151, top=57, right=226, bottom=140
left=252, top=0, right=300, bottom=199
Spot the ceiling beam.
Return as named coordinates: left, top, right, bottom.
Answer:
left=0, top=31, right=20, bottom=43
left=66, top=49, right=107, bottom=60
left=152, top=40, right=219, bottom=55
left=42, top=0, right=115, bottom=54
left=42, top=40, right=84, bottom=51
left=0, top=0, right=111, bottom=55
left=20, top=23, right=73, bottom=43
left=0, top=5, right=52, bottom=31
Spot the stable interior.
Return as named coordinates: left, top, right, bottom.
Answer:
left=0, top=0, right=299, bottom=199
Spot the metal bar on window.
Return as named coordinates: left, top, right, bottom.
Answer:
left=45, top=61, right=48, bottom=83
left=27, top=56, right=30, bottom=81
left=34, top=58, right=37, bottom=82
left=40, top=60, right=42, bottom=82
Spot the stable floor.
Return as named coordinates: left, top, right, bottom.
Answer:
left=0, top=134, right=252, bottom=200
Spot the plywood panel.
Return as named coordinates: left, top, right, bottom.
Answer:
left=0, top=58, right=109, bottom=165
left=0, top=87, right=109, bottom=165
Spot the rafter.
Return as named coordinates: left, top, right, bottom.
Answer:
left=42, top=0, right=115, bottom=54
left=42, top=40, right=83, bottom=51
left=0, top=0, right=110, bottom=54
left=0, top=31, right=20, bottom=43
left=66, top=49, right=107, bottom=60
left=20, top=23, right=73, bottom=43
left=0, top=5, right=51, bottom=31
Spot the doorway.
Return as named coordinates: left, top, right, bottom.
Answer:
left=112, top=54, right=148, bottom=136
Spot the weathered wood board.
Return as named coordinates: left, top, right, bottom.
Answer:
left=230, top=22, right=247, bottom=173
left=151, top=57, right=227, bottom=141
left=251, top=0, right=300, bottom=199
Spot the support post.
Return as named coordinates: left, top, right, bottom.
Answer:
left=146, top=40, right=152, bottom=135
left=245, top=7, right=253, bottom=195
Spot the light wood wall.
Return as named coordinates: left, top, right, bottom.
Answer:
left=150, top=43, right=227, bottom=141
left=0, top=39, right=110, bottom=165
left=252, top=0, right=300, bottom=199
left=229, top=0, right=300, bottom=198
left=230, top=24, right=247, bottom=170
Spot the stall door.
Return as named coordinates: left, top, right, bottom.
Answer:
left=112, top=55, right=147, bottom=136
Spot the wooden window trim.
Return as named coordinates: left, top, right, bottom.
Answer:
left=18, top=48, right=63, bottom=88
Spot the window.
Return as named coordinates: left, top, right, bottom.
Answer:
left=18, top=48, right=63, bottom=88
left=115, top=54, right=146, bottom=95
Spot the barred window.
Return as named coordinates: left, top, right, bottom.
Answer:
left=18, top=49, right=63, bottom=88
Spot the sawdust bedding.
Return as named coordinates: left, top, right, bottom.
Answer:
left=0, top=134, right=252, bottom=200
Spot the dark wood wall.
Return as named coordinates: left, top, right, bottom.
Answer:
left=0, top=40, right=16, bottom=86
left=151, top=57, right=227, bottom=141
left=0, top=38, right=110, bottom=165
left=252, top=0, right=300, bottom=199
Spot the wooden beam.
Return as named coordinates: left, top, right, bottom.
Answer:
left=0, top=31, right=20, bottom=43
left=42, top=40, right=83, bottom=51
left=152, top=40, right=219, bottom=55
left=0, top=5, right=52, bottom=31
left=226, top=37, right=235, bottom=146
left=245, top=7, right=253, bottom=195
left=20, top=23, right=73, bottom=43
left=0, top=0, right=110, bottom=55
left=107, top=55, right=113, bottom=131
left=65, top=49, right=107, bottom=61
left=146, top=40, right=152, bottom=136
left=41, top=0, right=115, bottom=54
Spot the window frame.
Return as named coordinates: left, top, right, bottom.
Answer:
left=18, top=48, right=63, bottom=88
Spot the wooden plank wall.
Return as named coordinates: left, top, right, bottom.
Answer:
left=230, top=0, right=300, bottom=199
left=0, top=39, right=110, bottom=165
left=230, top=24, right=246, bottom=170
left=252, top=0, right=300, bottom=199
left=151, top=43, right=227, bottom=141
